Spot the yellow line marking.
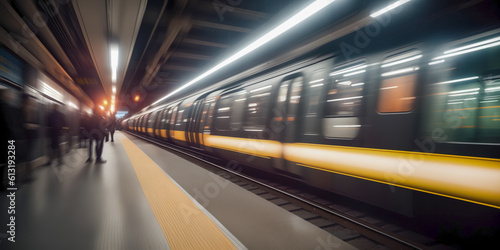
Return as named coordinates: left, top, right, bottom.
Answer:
left=120, top=136, right=238, bottom=249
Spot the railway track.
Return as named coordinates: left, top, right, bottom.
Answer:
left=126, top=131, right=443, bottom=249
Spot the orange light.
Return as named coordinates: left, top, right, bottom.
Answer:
left=134, top=95, right=140, bottom=102
left=104, top=100, right=108, bottom=105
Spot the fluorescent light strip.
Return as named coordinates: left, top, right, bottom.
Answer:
left=68, top=102, right=79, bottom=110
left=110, top=45, right=119, bottom=83
left=449, top=92, right=478, bottom=97
left=449, top=88, right=480, bottom=94
left=251, top=93, right=271, bottom=98
left=486, top=86, right=500, bottom=92
left=309, top=79, right=324, bottom=84
left=334, top=124, right=361, bottom=128
left=435, top=76, right=479, bottom=85
left=327, top=96, right=362, bottom=102
left=381, top=67, right=419, bottom=77
left=338, top=81, right=352, bottom=86
left=380, top=86, right=398, bottom=90
left=343, top=70, right=366, bottom=77
left=381, top=54, right=422, bottom=68
left=370, top=0, right=411, bottom=18
left=351, top=82, right=364, bottom=87
left=435, top=41, right=500, bottom=60
left=444, top=36, right=500, bottom=54
left=250, top=85, right=272, bottom=93
left=311, top=83, right=324, bottom=88
left=152, top=0, right=337, bottom=106
left=428, top=60, right=445, bottom=65
left=330, top=65, right=367, bottom=76
left=480, top=100, right=498, bottom=103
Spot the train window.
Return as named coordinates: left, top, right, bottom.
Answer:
left=303, top=70, right=324, bottom=135
left=147, top=111, right=158, bottom=134
left=377, top=50, right=421, bottom=113
left=199, top=100, right=211, bottom=133
left=244, top=83, right=272, bottom=131
left=175, top=103, right=191, bottom=131
left=205, top=98, right=216, bottom=132
left=324, top=62, right=367, bottom=139
left=160, top=108, right=169, bottom=131
left=423, top=36, right=500, bottom=143
left=215, top=91, right=246, bottom=131
left=170, top=105, right=178, bottom=130
left=288, top=77, right=303, bottom=120
left=154, top=109, right=164, bottom=136
left=275, top=79, right=290, bottom=116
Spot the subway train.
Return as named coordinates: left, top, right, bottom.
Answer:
left=123, top=2, right=500, bottom=233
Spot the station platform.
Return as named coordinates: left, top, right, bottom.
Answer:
left=0, top=132, right=356, bottom=249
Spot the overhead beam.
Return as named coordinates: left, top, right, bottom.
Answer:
left=193, top=20, right=251, bottom=33
left=171, top=52, right=211, bottom=60
left=182, top=38, right=229, bottom=48
left=197, top=2, right=268, bottom=20
left=142, top=9, right=192, bottom=87
left=162, top=64, right=197, bottom=71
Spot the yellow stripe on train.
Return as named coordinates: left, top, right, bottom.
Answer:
left=283, top=143, right=500, bottom=209
left=193, top=133, right=500, bottom=209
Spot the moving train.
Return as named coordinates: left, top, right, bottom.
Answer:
left=123, top=1, right=500, bottom=234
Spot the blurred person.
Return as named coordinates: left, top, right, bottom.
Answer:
left=87, top=106, right=107, bottom=164
left=46, top=104, right=67, bottom=166
left=107, top=114, right=116, bottom=142
left=22, top=94, right=38, bottom=181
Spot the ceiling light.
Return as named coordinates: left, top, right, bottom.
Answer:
left=370, top=0, right=411, bottom=18
left=152, top=0, right=337, bottom=106
left=112, top=86, right=116, bottom=94
left=110, top=45, right=119, bottom=83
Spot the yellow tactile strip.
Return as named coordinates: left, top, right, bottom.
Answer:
left=120, top=136, right=239, bottom=249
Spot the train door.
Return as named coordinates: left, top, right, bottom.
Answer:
left=272, top=74, right=304, bottom=176
left=169, top=105, right=179, bottom=139
left=369, top=49, right=423, bottom=151
left=187, top=99, right=203, bottom=149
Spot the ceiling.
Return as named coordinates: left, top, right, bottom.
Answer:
left=3, top=0, right=497, bottom=114
left=3, top=0, right=311, bottom=113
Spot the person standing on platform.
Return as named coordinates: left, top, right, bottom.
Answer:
left=108, top=114, right=116, bottom=142
left=87, top=106, right=107, bottom=164
left=47, top=104, right=66, bottom=166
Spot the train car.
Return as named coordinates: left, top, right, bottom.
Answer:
left=123, top=1, right=500, bottom=235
